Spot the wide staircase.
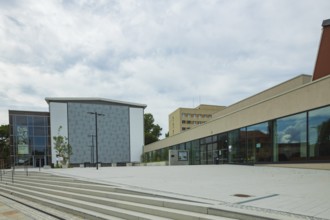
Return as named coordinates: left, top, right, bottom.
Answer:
left=0, top=170, right=289, bottom=220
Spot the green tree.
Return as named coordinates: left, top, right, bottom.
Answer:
left=53, top=126, right=72, bottom=167
left=144, top=113, right=162, bottom=145
left=0, top=124, right=10, bottom=168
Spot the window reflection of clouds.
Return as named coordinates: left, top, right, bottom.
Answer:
left=247, top=122, right=269, bottom=134
left=277, top=113, right=307, bottom=144
left=309, top=106, right=330, bottom=145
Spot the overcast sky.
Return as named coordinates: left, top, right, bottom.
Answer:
left=1, top=0, right=329, bottom=137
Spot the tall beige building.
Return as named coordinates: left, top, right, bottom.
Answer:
left=168, top=104, right=226, bottom=136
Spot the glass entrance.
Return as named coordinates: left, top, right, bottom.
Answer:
left=33, top=156, right=46, bottom=168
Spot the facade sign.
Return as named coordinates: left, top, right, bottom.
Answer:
left=17, top=126, right=29, bottom=155
left=178, top=151, right=188, bottom=161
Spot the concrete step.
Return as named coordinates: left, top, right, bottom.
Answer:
left=0, top=189, right=163, bottom=220
left=2, top=173, right=169, bottom=200
left=3, top=172, right=103, bottom=183
left=0, top=181, right=236, bottom=220
left=2, top=175, right=119, bottom=190
left=0, top=184, right=210, bottom=220
left=0, top=177, right=208, bottom=213
left=2, top=180, right=214, bottom=216
left=1, top=175, right=152, bottom=198
left=1, top=171, right=277, bottom=220
left=5, top=174, right=78, bottom=182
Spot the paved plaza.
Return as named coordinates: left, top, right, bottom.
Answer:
left=42, top=164, right=330, bottom=219
left=1, top=164, right=330, bottom=219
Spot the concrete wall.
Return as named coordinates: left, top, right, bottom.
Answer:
left=212, top=74, right=311, bottom=119
left=49, top=102, right=68, bottom=164
left=168, top=150, right=189, bottom=166
left=144, top=74, right=330, bottom=153
left=258, top=163, right=330, bottom=170
left=129, top=107, right=144, bottom=162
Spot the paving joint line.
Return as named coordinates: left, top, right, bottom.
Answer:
left=235, top=194, right=279, bottom=204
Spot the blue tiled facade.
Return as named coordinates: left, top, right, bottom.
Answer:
left=68, top=103, right=130, bottom=164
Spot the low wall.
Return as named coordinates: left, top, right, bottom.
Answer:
left=257, top=163, right=330, bottom=170
left=145, top=161, right=168, bottom=166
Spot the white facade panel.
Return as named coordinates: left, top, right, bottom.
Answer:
left=49, top=102, right=68, bottom=164
left=129, top=107, right=144, bottom=162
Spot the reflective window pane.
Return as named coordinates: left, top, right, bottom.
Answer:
left=207, top=145, right=213, bottom=164
left=308, top=106, right=330, bottom=160
left=247, top=122, right=272, bottom=162
left=34, top=127, right=46, bottom=136
left=200, top=144, right=207, bottom=164
left=15, top=116, right=27, bottom=126
left=33, top=117, right=45, bottom=126
left=34, top=137, right=46, bottom=145
left=191, top=140, right=200, bottom=165
left=275, top=113, right=307, bottom=161
left=33, top=146, right=45, bottom=155
left=228, top=129, right=240, bottom=163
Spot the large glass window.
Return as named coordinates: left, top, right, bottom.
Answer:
left=33, top=146, right=46, bottom=155
left=34, top=127, right=46, bottom=136
left=15, top=116, right=28, bottom=126
left=185, top=142, right=191, bottom=164
left=191, top=140, right=200, bottom=165
left=227, top=128, right=247, bottom=163
left=178, top=143, right=185, bottom=150
left=239, top=128, right=247, bottom=163
left=308, top=106, right=330, bottom=160
left=218, top=133, right=228, bottom=163
left=228, top=129, right=241, bottom=163
left=247, top=122, right=272, bottom=163
left=200, top=144, right=207, bottom=164
left=10, top=114, right=50, bottom=167
left=275, top=113, right=307, bottom=161
left=207, top=144, right=213, bottom=164
left=33, top=137, right=46, bottom=146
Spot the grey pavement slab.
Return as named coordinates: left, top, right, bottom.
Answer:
left=39, top=164, right=330, bottom=219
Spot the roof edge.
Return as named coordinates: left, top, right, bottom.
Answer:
left=45, top=97, right=147, bottom=109
left=322, top=19, right=330, bottom=27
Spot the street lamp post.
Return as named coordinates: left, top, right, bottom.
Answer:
left=88, top=112, right=104, bottom=170
left=88, top=134, right=95, bottom=164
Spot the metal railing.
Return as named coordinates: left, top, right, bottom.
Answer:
left=2, top=156, right=49, bottom=184
left=0, top=159, right=4, bottom=181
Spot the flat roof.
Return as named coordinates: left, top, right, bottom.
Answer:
left=45, top=97, right=147, bottom=109
left=9, top=110, right=50, bottom=116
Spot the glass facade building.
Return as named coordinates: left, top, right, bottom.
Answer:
left=8, top=98, right=146, bottom=168
left=9, top=111, right=51, bottom=167
left=145, top=105, right=330, bottom=165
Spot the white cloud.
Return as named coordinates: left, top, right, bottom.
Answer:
left=1, top=0, right=330, bottom=137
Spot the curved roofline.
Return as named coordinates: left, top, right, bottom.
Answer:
left=45, top=97, right=147, bottom=109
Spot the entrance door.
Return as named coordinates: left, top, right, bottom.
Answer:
left=33, top=156, right=45, bottom=168
left=36, top=157, right=44, bottom=167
